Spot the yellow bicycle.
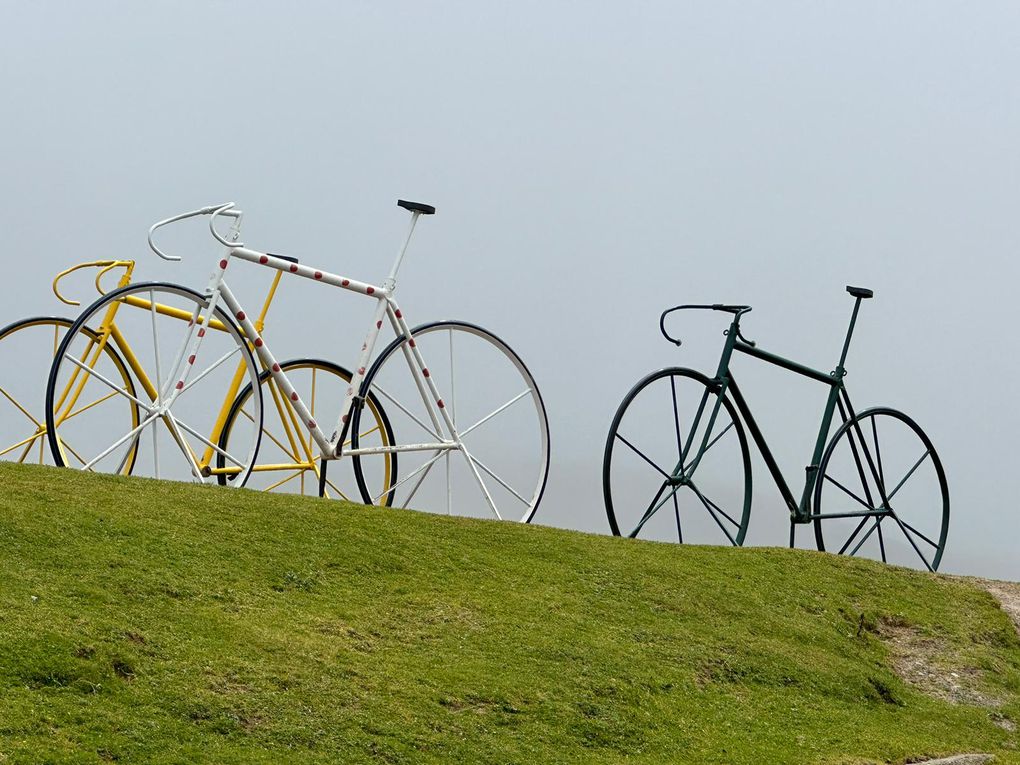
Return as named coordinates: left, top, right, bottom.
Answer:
left=0, top=257, right=393, bottom=499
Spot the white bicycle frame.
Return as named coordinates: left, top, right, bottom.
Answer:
left=147, top=202, right=503, bottom=514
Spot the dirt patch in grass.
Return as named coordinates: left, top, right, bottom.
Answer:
left=873, top=577, right=1020, bottom=738
left=973, top=578, right=1020, bottom=637
left=876, top=616, right=1000, bottom=708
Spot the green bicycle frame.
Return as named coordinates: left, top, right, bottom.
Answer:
left=676, top=294, right=888, bottom=537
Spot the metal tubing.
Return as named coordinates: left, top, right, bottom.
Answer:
left=810, top=509, right=888, bottom=520
left=726, top=376, right=800, bottom=515
left=733, top=341, right=837, bottom=386
left=230, top=247, right=384, bottom=298
left=838, top=297, right=863, bottom=370
left=797, top=382, right=845, bottom=516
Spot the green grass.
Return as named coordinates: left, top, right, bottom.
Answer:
left=0, top=462, right=1018, bottom=764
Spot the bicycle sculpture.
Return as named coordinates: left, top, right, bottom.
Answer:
left=0, top=254, right=390, bottom=499
left=45, top=201, right=550, bottom=522
left=602, top=287, right=949, bottom=570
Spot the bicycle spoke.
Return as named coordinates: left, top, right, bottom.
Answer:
left=672, top=491, right=683, bottom=543
left=63, top=391, right=120, bottom=422
left=344, top=424, right=380, bottom=448
left=0, top=385, right=42, bottom=427
left=690, top=420, right=736, bottom=468
left=896, top=516, right=940, bottom=549
left=694, top=488, right=742, bottom=529
left=445, top=452, right=452, bottom=515
left=848, top=517, right=883, bottom=557
left=670, top=375, right=684, bottom=469
left=180, top=347, right=242, bottom=395
left=150, top=290, right=164, bottom=406
left=163, top=413, right=203, bottom=480
left=324, top=477, right=349, bottom=501
left=372, top=450, right=445, bottom=504
left=457, top=389, right=531, bottom=439
left=152, top=405, right=160, bottom=479
left=888, top=512, right=934, bottom=572
left=886, top=450, right=931, bottom=503
left=877, top=519, right=887, bottom=563
left=173, top=415, right=246, bottom=469
left=83, top=411, right=160, bottom=471
left=369, top=382, right=442, bottom=441
left=823, top=473, right=874, bottom=510
left=460, top=445, right=501, bottom=520
left=310, top=366, right=317, bottom=417
left=114, top=429, right=140, bottom=475
left=629, top=482, right=672, bottom=538
left=0, top=432, right=44, bottom=459
left=871, top=416, right=885, bottom=489
left=465, top=450, right=530, bottom=506
left=56, top=436, right=91, bottom=469
left=61, top=353, right=152, bottom=412
left=613, top=431, right=672, bottom=479
left=263, top=469, right=304, bottom=493
left=449, top=328, right=456, bottom=425
left=681, top=387, right=712, bottom=463
left=238, top=405, right=299, bottom=462
left=401, top=450, right=442, bottom=509
left=837, top=515, right=872, bottom=555
left=309, top=460, right=351, bottom=501
left=16, top=435, right=36, bottom=464
left=265, top=378, right=307, bottom=463
left=687, top=481, right=737, bottom=546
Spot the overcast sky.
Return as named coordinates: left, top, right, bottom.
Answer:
left=2, top=2, right=1018, bottom=578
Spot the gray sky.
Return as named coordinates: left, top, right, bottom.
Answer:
left=2, top=2, right=1018, bottom=577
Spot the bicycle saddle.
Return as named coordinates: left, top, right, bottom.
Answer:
left=846, top=286, right=873, bottom=299
left=398, top=200, right=436, bottom=215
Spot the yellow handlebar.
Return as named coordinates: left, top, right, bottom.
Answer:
left=52, top=260, right=135, bottom=306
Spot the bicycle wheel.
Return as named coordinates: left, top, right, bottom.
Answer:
left=46, top=282, right=263, bottom=485
left=603, top=367, right=752, bottom=545
left=349, top=320, right=550, bottom=522
left=813, top=407, right=949, bottom=571
left=217, top=358, right=395, bottom=498
left=0, top=316, right=138, bottom=469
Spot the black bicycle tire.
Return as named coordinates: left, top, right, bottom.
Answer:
left=602, top=366, right=752, bottom=544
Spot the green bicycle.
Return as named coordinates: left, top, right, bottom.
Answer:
left=602, top=286, right=950, bottom=571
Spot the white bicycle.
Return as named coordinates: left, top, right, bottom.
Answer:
left=45, top=200, right=551, bottom=522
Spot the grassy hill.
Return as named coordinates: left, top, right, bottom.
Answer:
left=0, top=462, right=1018, bottom=764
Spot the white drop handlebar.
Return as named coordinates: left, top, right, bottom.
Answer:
left=147, top=202, right=244, bottom=262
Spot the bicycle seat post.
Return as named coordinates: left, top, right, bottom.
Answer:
left=386, top=200, right=436, bottom=291
left=837, top=286, right=873, bottom=372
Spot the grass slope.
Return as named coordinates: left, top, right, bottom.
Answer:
left=0, top=463, right=1018, bottom=765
